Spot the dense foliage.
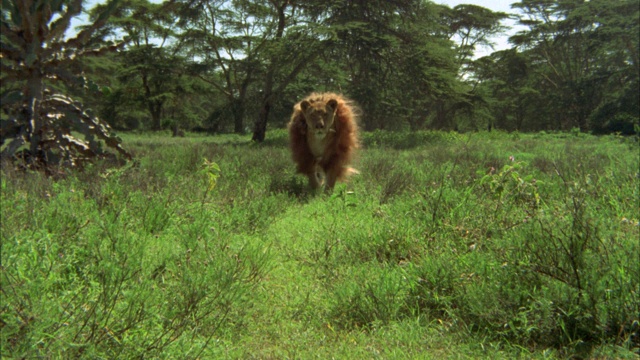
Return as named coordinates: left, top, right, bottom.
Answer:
left=3, top=0, right=636, bottom=145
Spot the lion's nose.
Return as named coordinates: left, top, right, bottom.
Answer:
left=315, top=122, right=324, bottom=129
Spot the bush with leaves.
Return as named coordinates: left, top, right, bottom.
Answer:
left=1, top=0, right=130, bottom=172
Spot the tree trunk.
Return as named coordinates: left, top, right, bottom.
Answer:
left=432, top=100, right=450, bottom=130
left=233, top=80, right=250, bottom=133
left=26, top=69, right=44, bottom=161
left=251, top=1, right=326, bottom=141
left=252, top=1, right=287, bottom=142
left=252, top=98, right=271, bottom=142
left=150, top=101, right=163, bottom=130
left=142, top=72, right=163, bottom=130
left=233, top=102, right=245, bottom=134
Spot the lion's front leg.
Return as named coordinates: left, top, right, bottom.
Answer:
left=308, top=163, right=324, bottom=190
left=324, top=167, right=338, bottom=191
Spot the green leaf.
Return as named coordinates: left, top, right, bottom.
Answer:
left=1, top=90, right=23, bottom=106
left=25, top=52, right=37, bottom=66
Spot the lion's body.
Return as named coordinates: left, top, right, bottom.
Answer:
left=288, top=92, right=360, bottom=190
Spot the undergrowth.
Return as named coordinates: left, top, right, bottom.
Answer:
left=1, top=130, right=638, bottom=359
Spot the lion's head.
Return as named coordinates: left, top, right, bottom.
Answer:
left=300, top=98, right=338, bottom=140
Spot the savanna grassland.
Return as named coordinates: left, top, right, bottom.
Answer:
left=1, top=130, right=638, bottom=359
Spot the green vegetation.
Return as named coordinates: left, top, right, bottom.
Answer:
left=3, top=0, right=638, bottom=150
left=2, top=131, right=638, bottom=358
left=2, top=0, right=637, bottom=356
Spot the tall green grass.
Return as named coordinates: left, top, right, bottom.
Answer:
left=2, top=130, right=638, bottom=358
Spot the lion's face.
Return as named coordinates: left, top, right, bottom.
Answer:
left=301, top=98, right=338, bottom=140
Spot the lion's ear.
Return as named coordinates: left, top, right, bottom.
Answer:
left=327, top=99, right=338, bottom=112
left=300, top=100, right=311, bottom=112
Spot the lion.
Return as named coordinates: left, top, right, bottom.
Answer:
left=288, top=92, right=360, bottom=190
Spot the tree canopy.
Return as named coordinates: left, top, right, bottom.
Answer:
left=2, top=0, right=638, bottom=144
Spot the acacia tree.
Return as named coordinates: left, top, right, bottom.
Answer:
left=388, top=1, right=462, bottom=131
left=443, top=4, right=510, bottom=78
left=421, top=4, right=510, bottom=131
left=509, top=0, right=639, bottom=132
left=252, top=0, right=331, bottom=141
left=583, top=0, right=639, bottom=134
left=94, top=0, right=188, bottom=130
left=175, top=0, right=266, bottom=133
left=121, top=46, right=191, bottom=130
left=471, top=49, right=543, bottom=131
left=313, top=0, right=419, bottom=130
left=1, top=0, right=131, bottom=170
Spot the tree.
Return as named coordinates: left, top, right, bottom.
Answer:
left=319, top=0, right=418, bottom=130
left=252, top=0, right=330, bottom=141
left=306, top=0, right=465, bottom=131
left=508, top=0, right=639, bottom=132
left=176, top=0, right=265, bottom=133
left=443, top=4, right=510, bottom=77
left=117, top=44, right=188, bottom=130
left=393, top=2, right=463, bottom=131
left=1, top=0, right=131, bottom=171
left=584, top=0, right=639, bottom=134
left=471, top=50, right=542, bottom=131
left=95, top=0, right=188, bottom=130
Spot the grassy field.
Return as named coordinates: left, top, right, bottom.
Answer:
left=2, top=130, right=639, bottom=359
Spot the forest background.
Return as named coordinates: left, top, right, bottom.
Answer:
left=2, top=0, right=638, bottom=145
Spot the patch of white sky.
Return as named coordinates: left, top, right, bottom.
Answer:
left=437, top=0, right=528, bottom=58
left=68, top=1, right=96, bottom=32
left=66, top=1, right=101, bottom=40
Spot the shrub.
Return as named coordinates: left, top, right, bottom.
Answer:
left=0, top=159, right=269, bottom=358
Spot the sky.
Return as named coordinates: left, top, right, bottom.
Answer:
left=437, top=0, right=525, bottom=57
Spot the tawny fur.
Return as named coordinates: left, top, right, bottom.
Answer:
left=288, top=92, right=360, bottom=190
